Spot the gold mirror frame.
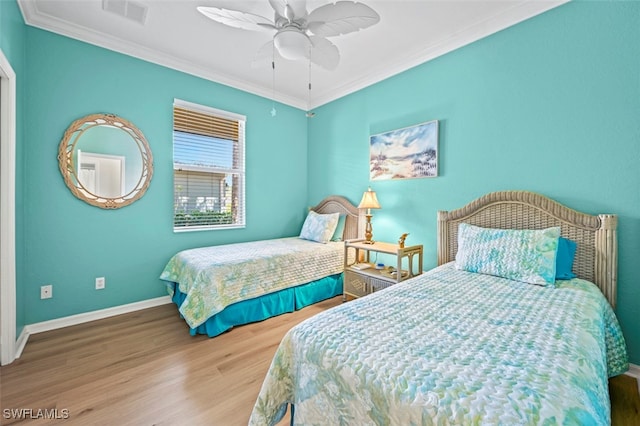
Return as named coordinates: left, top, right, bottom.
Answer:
left=58, top=113, right=153, bottom=209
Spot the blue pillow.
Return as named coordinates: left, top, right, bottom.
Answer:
left=331, top=214, right=347, bottom=241
left=556, top=237, right=577, bottom=280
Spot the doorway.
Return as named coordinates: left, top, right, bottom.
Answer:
left=78, top=151, right=126, bottom=197
left=0, top=48, right=17, bottom=365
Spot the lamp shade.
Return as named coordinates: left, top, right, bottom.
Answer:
left=358, top=188, right=381, bottom=209
left=274, top=28, right=311, bottom=61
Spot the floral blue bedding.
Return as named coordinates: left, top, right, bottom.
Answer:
left=250, top=262, right=628, bottom=425
left=159, top=237, right=344, bottom=329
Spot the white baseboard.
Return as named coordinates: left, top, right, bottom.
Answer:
left=627, top=363, right=640, bottom=379
left=15, top=296, right=172, bottom=358
left=625, top=363, right=640, bottom=394
left=12, top=298, right=640, bottom=394
left=14, top=328, right=29, bottom=360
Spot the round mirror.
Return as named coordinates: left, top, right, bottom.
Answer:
left=58, top=113, right=153, bottom=209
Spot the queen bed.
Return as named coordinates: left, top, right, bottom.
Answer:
left=250, top=191, right=628, bottom=425
left=160, top=195, right=363, bottom=337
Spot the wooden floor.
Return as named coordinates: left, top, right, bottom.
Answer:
left=1, top=296, right=639, bottom=425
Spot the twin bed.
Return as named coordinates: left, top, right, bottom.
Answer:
left=160, top=190, right=628, bottom=424
left=248, top=191, right=628, bottom=425
left=160, top=195, right=362, bottom=337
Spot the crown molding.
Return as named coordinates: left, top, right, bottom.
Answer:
left=309, top=0, right=569, bottom=109
left=19, top=0, right=567, bottom=112
left=17, top=0, right=306, bottom=110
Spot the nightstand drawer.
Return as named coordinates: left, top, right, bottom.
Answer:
left=344, top=270, right=369, bottom=297
left=370, top=278, right=394, bottom=293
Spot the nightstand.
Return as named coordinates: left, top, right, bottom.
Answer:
left=343, top=239, right=423, bottom=300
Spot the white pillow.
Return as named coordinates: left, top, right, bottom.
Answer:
left=455, top=223, right=560, bottom=286
left=299, top=211, right=340, bottom=244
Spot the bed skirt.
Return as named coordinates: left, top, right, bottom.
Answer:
left=169, top=273, right=343, bottom=337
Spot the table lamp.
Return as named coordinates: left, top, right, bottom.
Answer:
left=358, top=187, right=381, bottom=244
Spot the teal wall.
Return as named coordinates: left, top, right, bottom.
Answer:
left=3, top=0, right=640, bottom=366
left=20, top=27, right=308, bottom=323
left=0, top=0, right=23, bottom=62
left=308, top=2, right=640, bottom=363
left=0, top=0, right=26, bottom=337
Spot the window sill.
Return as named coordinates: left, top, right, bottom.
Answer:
left=173, top=224, right=246, bottom=233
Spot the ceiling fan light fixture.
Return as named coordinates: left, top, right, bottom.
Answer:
left=273, top=28, right=311, bottom=61
left=199, top=1, right=380, bottom=71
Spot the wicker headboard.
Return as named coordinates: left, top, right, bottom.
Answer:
left=437, top=191, right=618, bottom=308
left=310, top=195, right=364, bottom=240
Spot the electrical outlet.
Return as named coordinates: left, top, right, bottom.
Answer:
left=95, top=277, right=105, bottom=290
left=41, top=285, right=52, bottom=299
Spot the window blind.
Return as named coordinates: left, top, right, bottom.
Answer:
left=173, top=100, right=245, bottom=230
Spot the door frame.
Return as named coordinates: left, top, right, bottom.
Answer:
left=78, top=150, right=127, bottom=197
left=0, top=48, right=17, bottom=365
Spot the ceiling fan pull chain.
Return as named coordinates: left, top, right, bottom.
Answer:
left=271, top=46, right=277, bottom=117
left=197, top=1, right=379, bottom=108
left=197, top=1, right=379, bottom=71
left=306, top=55, right=315, bottom=118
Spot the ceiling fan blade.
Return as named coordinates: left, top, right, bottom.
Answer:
left=307, top=1, right=380, bottom=37
left=197, top=6, right=275, bottom=32
left=310, top=36, right=340, bottom=71
left=288, top=0, right=308, bottom=20
left=251, top=40, right=279, bottom=68
left=269, top=0, right=308, bottom=21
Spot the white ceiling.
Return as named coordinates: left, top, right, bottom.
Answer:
left=18, top=0, right=567, bottom=110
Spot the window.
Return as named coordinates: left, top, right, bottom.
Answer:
left=173, top=99, right=245, bottom=231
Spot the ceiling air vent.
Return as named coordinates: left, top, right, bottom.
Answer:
left=102, top=0, right=148, bottom=25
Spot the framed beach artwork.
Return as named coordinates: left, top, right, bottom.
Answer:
left=370, top=120, right=438, bottom=181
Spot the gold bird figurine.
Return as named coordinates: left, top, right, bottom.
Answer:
left=398, top=233, right=409, bottom=248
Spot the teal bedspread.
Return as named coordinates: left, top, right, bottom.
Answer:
left=250, top=262, right=628, bottom=425
left=160, top=237, right=344, bottom=329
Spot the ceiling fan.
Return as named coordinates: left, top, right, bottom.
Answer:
left=197, top=0, right=380, bottom=71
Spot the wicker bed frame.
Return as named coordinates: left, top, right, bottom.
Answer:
left=311, top=195, right=364, bottom=241
left=437, top=191, right=618, bottom=308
